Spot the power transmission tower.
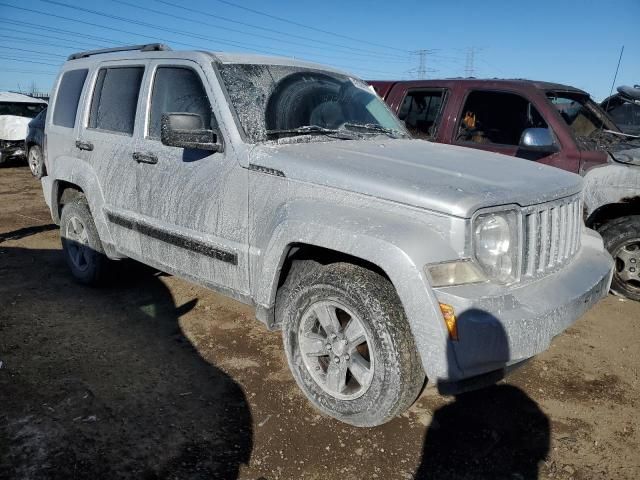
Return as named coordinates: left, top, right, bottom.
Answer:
left=410, top=49, right=437, bottom=79
left=464, top=47, right=483, bottom=77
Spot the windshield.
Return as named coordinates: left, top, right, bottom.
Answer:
left=218, top=63, right=407, bottom=143
left=547, top=91, right=617, bottom=137
left=0, top=102, right=46, bottom=118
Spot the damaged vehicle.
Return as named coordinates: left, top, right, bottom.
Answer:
left=601, top=85, right=640, bottom=136
left=0, top=92, right=47, bottom=165
left=371, top=79, right=640, bottom=300
left=25, top=107, right=47, bottom=178
left=40, top=45, right=613, bottom=426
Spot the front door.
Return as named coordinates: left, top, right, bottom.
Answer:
left=133, top=60, right=249, bottom=296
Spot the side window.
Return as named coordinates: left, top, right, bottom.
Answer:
left=148, top=67, right=213, bottom=140
left=608, top=101, right=640, bottom=130
left=398, top=90, right=444, bottom=139
left=88, top=67, right=144, bottom=135
left=456, top=90, right=548, bottom=146
left=52, top=69, right=88, bottom=128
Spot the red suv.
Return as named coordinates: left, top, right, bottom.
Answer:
left=371, top=79, right=640, bottom=300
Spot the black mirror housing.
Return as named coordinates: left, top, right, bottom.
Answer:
left=161, top=113, right=222, bottom=151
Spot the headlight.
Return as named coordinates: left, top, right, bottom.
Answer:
left=473, top=209, right=520, bottom=283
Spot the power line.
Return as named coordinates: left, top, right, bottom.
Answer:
left=0, top=55, right=61, bottom=66
left=0, top=34, right=104, bottom=51
left=120, top=0, right=406, bottom=62
left=4, top=2, right=407, bottom=74
left=0, top=26, right=108, bottom=49
left=209, top=0, right=408, bottom=54
left=1, top=68, right=57, bottom=75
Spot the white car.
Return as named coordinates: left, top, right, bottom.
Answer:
left=0, top=92, right=47, bottom=164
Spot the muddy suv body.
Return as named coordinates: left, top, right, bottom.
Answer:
left=41, top=45, right=613, bottom=426
left=371, top=79, right=640, bottom=300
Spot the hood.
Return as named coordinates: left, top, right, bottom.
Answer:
left=0, top=115, right=30, bottom=141
left=250, top=139, right=582, bottom=218
left=611, top=147, right=640, bottom=166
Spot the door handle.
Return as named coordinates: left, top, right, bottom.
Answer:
left=132, top=151, right=158, bottom=164
left=75, top=140, right=94, bottom=151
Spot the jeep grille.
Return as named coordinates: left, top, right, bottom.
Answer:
left=522, top=194, right=582, bottom=277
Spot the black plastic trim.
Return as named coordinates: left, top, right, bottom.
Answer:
left=106, top=212, right=237, bottom=265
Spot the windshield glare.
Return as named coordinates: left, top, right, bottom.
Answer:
left=547, top=92, right=615, bottom=137
left=218, top=63, right=406, bottom=142
left=0, top=102, right=46, bottom=118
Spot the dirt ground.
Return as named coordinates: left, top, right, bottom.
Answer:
left=1, top=163, right=638, bottom=480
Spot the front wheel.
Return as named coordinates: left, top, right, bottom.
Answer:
left=599, top=215, right=640, bottom=301
left=279, top=262, right=425, bottom=427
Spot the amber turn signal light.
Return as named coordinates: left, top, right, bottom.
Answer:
left=439, top=303, right=459, bottom=341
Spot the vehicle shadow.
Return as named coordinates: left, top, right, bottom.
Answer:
left=414, top=309, right=550, bottom=480
left=0, top=246, right=253, bottom=479
left=0, top=223, right=57, bottom=243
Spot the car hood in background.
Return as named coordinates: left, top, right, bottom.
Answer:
left=0, top=115, right=30, bottom=141
left=251, top=139, right=582, bottom=218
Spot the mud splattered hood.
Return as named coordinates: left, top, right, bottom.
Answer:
left=0, top=115, right=30, bottom=141
left=250, top=139, right=582, bottom=218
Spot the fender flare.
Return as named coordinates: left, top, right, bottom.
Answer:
left=253, top=201, right=463, bottom=380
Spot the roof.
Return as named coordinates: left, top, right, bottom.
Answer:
left=209, top=52, right=347, bottom=75
left=63, top=44, right=349, bottom=77
left=368, top=78, right=588, bottom=95
left=0, top=92, right=47, bottom=104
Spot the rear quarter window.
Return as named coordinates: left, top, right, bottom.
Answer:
left=52, top=69, right=88, bottom=128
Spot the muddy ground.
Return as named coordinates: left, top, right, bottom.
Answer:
left=0, top=164, right=638, bottom=480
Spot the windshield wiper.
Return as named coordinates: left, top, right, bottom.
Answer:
left=603, top=129, right=640, bottom=139
left=341, top=123, right=407, bottom=138
left=266, top=125, right=357, bottom=140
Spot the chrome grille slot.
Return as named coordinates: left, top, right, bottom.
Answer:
left=522, top=195, right=582, bottom=279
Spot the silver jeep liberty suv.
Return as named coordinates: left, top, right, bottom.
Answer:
left=40, top=44, right=613, bottom=427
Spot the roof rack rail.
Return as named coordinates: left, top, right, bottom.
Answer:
left=67, top=43, right=171, bottom=61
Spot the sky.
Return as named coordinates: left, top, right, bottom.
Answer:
left=0, top=0, right=638, bottom=101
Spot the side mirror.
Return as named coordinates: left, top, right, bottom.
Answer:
left=160, top=113, right=221, bottom=152
left=519, top=127, right=558, bottom=152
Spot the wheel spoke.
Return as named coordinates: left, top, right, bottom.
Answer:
left=617, top=268, right=634, bottom=282
left=300, top=333, right=327, bottom=357
left=70, top=217, right=82, bottom=237
left=616, top=246, right=637, bottom=264
left=344, top=317, right=366, bottom=346
left=314, top=304, right=340, bottom=334
left=326, top=360, right=347, bottom=393
left=79, top=228, right=89, bottom=244
left=348, top=352, right=371, bottom=387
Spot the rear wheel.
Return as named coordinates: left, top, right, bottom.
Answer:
left=599, top=215, right=640, bottom=301
left=28, top=145, right=45, bottom=178
left=278, top=262, right=425, bottom=427
left=60, top=197, right=111, bottom=285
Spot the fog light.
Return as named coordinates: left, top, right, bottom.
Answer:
left=439, top=303, right=458, bottom=341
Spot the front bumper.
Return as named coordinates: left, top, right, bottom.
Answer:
left=0, top=140, right=26, bottom=161
left=434, top=228, right=614, bottom=383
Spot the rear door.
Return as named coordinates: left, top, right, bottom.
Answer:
left=77, top=60, right=147, bottom=257
left=133, top=59, right=249, bottom=295
left=396, top=88, right=447, bottom=140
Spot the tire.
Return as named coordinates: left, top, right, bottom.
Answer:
left=278, top=261, right=425, bottom=427
left=60, top=197, right=111, bottom=286
left=599, top=215, right=640, bottom=301
left=27, top=145, right=45, bottom=178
